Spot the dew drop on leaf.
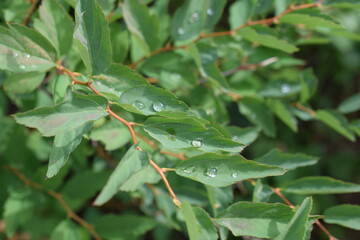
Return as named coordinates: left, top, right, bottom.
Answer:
left=167, top=134, right=176, bottom=141
left=12, top=52, right=19, bottom=57
left=231, top=172, right=238, bottom=178
left=204, top=167, right=217, bottom=178
left=281, top=84, right=290, bottom=93
left=182, top=166, right=195, bottom=174
left=191, top=139, right=202, bottom=147
left=19, top=64, right=26, bottom=70
left=171, top=73, right=181, bottom=80
left=25, top=54, right=31, bottom=58
left=189, top=12, right=200, bottom=23
left=207, top=9, right=214, bottom=16
left=178, top=28, right=185, bottom=35
left=152, top=101, right=165, bottom=112
left=132, top=100, right=145, bottom=110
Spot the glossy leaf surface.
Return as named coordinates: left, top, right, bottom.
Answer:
left=175, top=153, right=286, bottom=187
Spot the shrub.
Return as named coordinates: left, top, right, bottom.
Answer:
left=0, top=0, right=359, bottom=239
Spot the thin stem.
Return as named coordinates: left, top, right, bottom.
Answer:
left=5, top=166, right=102, bottom=240
left=315, top=220, right=339, bottom=240
left=149, top=160, right=181, bottom=207
left=127, top=1, right=323, bottom=68
left=23, top=0, right=40, bottom=26
left=57, top=66, right=181, bottom=206
left=293, top=102, right=317, bottom=116
left=106, top=107, right=138, bottom=144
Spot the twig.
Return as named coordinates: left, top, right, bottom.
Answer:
left=127, top=1, right=323, bottom=68
left=57, top=65, right=182, bottom=206
left=23, top=0, right=40, bottom=26
left=4, top=166, right=102, bottom=240
left=293, top=102, right=317, bottom=116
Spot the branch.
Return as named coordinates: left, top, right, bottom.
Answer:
left=293, top=102, right=317, bottom=116
left=57, top=65, right=182, bottom=206
left=127, top=1, right=323, bottom=68
left=23, top=0, right=40, bottom=26
left=4, top=166, right=102, bottom=240
left=247, top=178, right=338, bottom=240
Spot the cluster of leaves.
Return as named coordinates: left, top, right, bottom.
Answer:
left=0, top=0, right=360, bottom=239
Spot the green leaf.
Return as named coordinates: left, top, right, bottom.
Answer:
left=259, top=81, right=301, bottom=98
left=94, top=144, right=149, bottom=205
left=227, top=126, right=260, bottom=145
left=0, top=24, right=57, bottom=72
left=350, top=119, right=360, bottom=137
left=171, top=0, right=208, bottom=43
left=4, top=190, right=35, bottom=237
left=110, top=22, right=129, bottom=63
left=229, top=0, right=255, bottom=29
left=13, top=92, right=108, bottom=137
left=300, top=68, right=318, bottom=103
left=62, top=171, right=110, bottom=202
left=238, top=97, right=276, bottom=137
left=94, top=214, right=156, bottom=239
left=144, top=117, right=244, bottom=153
left=175, top=153, right=286, bottom=187
left=4, top=72, right=45, bottom=94
left=284, top=176, right=360, bottom=194
left=47, top=123, right=92, bottom=178
left=316, top=109, right=355, bottom=141
left=206, top=186, right=233, bottom=216
left=255, top=149, right=319, bottom=170
left=90, top=119, right=131, bottom=151
left=50, top=220, right=81, bottom=240
left=215, top=202, right=294, bottom=238
left=195, top=43, right=229, bottom=90
left=206, top=0, right=226, bottom=28
left=74, top=0, right=112, bottom=74
left=123, top=0, right=160, bottom=53
left=119, top=166, right=160, bottom=192
left=267, top=99, right=298, bottom=132
left=238, top=27, right=299, bottom=53
left=34, top=0, right=74, bottom=56
left=118, top=85, right=189, bottom=115
left=280, top=13, right=343, bottom=30
left=337, top=92, right=360, bottom=114
left=181, top=201, right=218, bottom=240
left=91, top=63, right=148, bottom=101
left=274, top=197, right=313, bottom=240
left=324, top=204, right=360, bottom=230
left=252, top=180, right=274, bottom=202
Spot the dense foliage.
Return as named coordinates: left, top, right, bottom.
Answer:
left=0, top=0, right=360, bottom=239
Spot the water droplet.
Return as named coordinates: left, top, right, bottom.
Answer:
left=204, top=168, right=217, bottom=178
left=25, top=54, right=31, bottom=58
left=281, top=84, right=290, bottom=93
left=19, top=64, right=26, bottom=70
left=167, top=134, right=176, bottom=141
left=152, top=101, right=165, bottom=112
left=191, top=139, right=202, bottom=148
left=231, top=136, right=238, bottom=141
left=12, top=52, right=19, bottom=57
left=96, top=81, right=101, bottom=85
left=178, top=27, right=185, bottom=35
left=231, top=172, right=238, bottom=178
left=207, top=8, right=214, bottom=16
left=182, top=166, right=195, bottom=174
left=171, top=73, right=181, bottom=80
left=190, top=11, right=200, bottom=22
left=132, top=100, right=145, bottom=110
left=110, top=87, right=115, bottom=91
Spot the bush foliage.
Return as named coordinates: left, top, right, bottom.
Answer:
left=0, top=0, right=360, bottom=239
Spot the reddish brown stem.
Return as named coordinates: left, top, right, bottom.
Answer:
left=106, top=107, right=138, bottom=144
left=293, top=102, right=317, bottom=116
left=5, top=166, right=102, bottom=240
left=23, top=0, right=40, bottom=26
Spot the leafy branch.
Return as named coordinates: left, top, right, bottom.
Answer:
left=57, top=64, right=182, bottom=206
left=129, top=0, right=324, bottom=68
left=4, top=166, right=102, bottom=240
